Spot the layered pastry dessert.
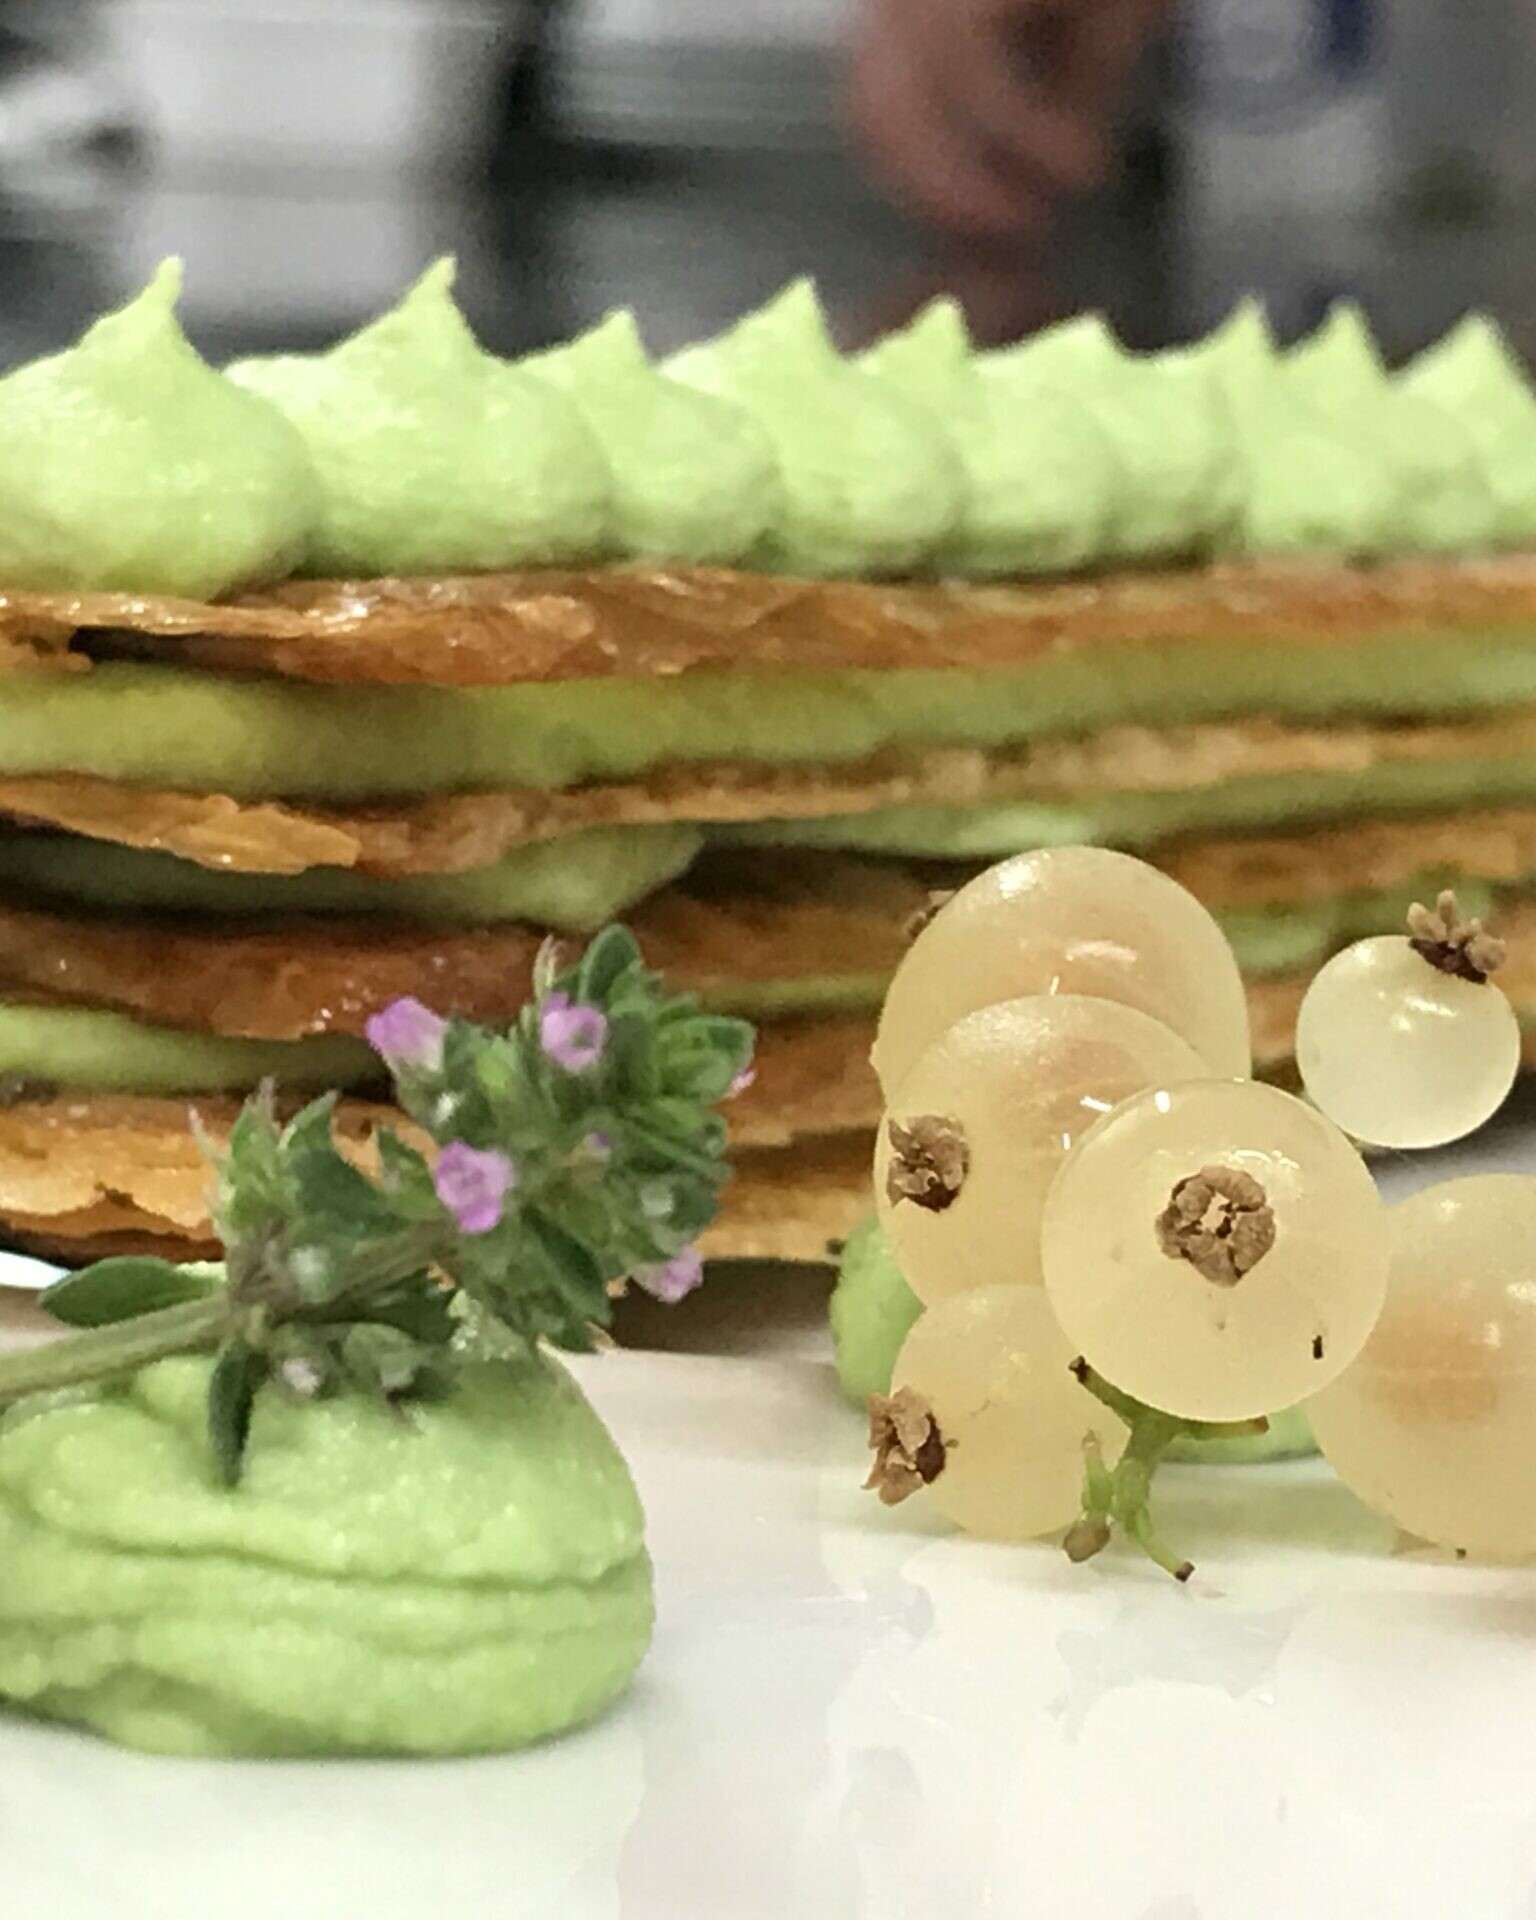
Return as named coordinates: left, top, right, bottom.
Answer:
left=1, top=259, right=1535, bottom=1266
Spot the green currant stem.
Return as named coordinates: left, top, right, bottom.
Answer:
left=1065, top=1358, right=1269, bottom=1581
left=0, top=1296, right=230, bottom=1404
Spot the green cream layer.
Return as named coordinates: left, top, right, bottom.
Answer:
left=10, top=634, right=1536, bottom=798
left=0, top=823, right=701, bottom=934
left=0, top=1003, right=375, bottom=1094
left=0, top=1354, right=653, bottom=1756
left=725, top=751, right=1536, bottom=860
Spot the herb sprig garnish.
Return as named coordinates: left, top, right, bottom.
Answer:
left=0, top=927, right=754, bottom=1481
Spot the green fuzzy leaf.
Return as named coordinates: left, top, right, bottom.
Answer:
left=658, top=1017, right=754, bottom=1100
left=472, top=1046, right=515, bottom=1108
left=206, top=1340, right=268, bottom=1487
left=364, top=1279, right=457, bottom=1345
left=524, top=1211, right=610, bottom=1316
left=373, top=1128, right=443, bottom=1222
left=217, top=1091, right=287, bottom=1236
left=291, top=1149, right=398, bottom=1239
left=573, top=924, right=643, bottom=1003
left=44, top=1257, right=218, bottom=1328
left=338, top=1322, right=446, bottom=1400
left=277, top=1093, right=340, bottom=1156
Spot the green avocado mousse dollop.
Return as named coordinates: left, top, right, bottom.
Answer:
left=861, top=299, right=1116, bottom=576
left=0, top=925, right=755, bottom=1757
left=0, top=1351, right=651, bottom=1757
left=525, top=309, right=780, bottom=565
left=227, top=258, right=611, bottom=577
left=830, top=1215, right=922, bottom=1403
left=0, top=259, right=318, bottom=599
left=666, top=279, right=962, bottom=577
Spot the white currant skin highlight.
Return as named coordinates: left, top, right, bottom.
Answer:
left=1296, top=936, right=1519, bottom=1150
left=1308, top=1175, right=1536, bottom=1559
left=873, top=846, right=1251, bottom=1098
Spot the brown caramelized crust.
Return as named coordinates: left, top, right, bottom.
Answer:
left=0, top=1094, right=881, bottom=1267
left=9, top=703, right=1536, bottom=875
left=0, top=777, right=364, bottom=874
left=0, top=853, right=920, bottom=1037
left=0, top=1094, right=406, bottom=1239
left=1159, top=806, right=1536, bottom=908
left=7, top=555, right=1536, bottom=687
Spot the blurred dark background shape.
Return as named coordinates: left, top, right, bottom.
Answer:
left=0, top=0, right=1528, bottom=369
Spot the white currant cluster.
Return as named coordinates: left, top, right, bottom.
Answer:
left=864, top=847, right=1527, bottom=1573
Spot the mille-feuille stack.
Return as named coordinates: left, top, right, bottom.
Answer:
left=4, top=269, right=1536, bottom=1264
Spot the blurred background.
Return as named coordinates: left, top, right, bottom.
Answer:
left=0, top=0, right=1531, bottom=366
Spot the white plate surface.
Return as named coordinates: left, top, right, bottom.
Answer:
left=2, top=1328, right=1536, bottom=1917
left=4, top=1117, right=1536, bottom=1917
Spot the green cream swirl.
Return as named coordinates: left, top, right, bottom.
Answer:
left=1404, top=315, right=1536, bottom=547
left=0, top=261, right=318, bottom=599
left=985, top=313, right=1240, bottom=561
left=862, top=300, right=1116, bottom=575
left=228, top=259, right=611, bottom=576
left=666, top=280, right=962, bottom=577
left=525, top=310, right=780, bottom=565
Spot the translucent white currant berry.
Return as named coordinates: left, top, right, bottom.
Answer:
left=875, top=994, right=1206, bottom=1304
left=874, top=845, right=1250, bottom=1097
left=1309, top=1175, right=1536, bottom=1559
left=1296, top=895, right=1519, bottom=1150
left=1040, top=1078, right=1388, bottom=1422
left=885, top=1287, right=1127, bottom=1541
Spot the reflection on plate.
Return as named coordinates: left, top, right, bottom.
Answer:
left=0, top=1248, right=62, bottom=1292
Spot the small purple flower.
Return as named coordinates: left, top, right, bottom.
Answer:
left=583, top=1130, right=613, bottom=1161
left=635, top=1245, right=704, bottom=1305
left=366, top=996, right=446, bottom=1073
left=434, top=1142, right=517, bottom=1236
left=540, top=991, right=608, bottom=1073
left=727, top=1064, right=756, bottom=1099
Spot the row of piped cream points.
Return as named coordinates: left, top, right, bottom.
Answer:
left=0, top=257, right=1530, bottom=602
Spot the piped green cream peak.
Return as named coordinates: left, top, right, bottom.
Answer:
left=1177, top=298, right=1395, bottom=559
left=1286, top=302, right=1497, bottom=554
left=1404, top=315, right=1536, bottom=547
left=862, top=298, right=1115, bottom=575
left=986, top=313, right=1238, bottom=561
left=0, top=260, right=319, bottom=599
left=525, top=310, right=780, bottom=565
left=227, top=258, right=611, bottom=577
left=666, top=279, right=962, bottom=578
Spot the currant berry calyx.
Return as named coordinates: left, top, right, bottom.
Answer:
left=863, top=1384, right=949, bottom=1504
left=1155, top=1164, right=1277, bottom=1287
left=1406, top=889, right=1507, bottom=985
left=883, top=1114, right=970, bottom=1213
